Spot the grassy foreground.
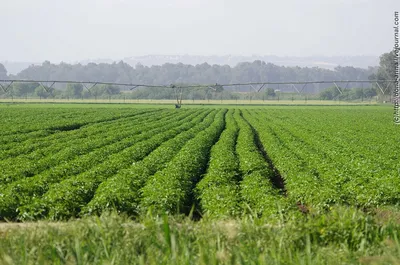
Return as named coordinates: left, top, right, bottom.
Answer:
left=1, top=207, right=400, bottom=265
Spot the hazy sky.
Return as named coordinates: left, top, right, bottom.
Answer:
left=1, top=0, right=399, bottom=62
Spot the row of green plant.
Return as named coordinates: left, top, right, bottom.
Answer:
left=0, top=107, right=145, bottom=137
left=1, top=105, right=399, bottom=221
left=243, top=108, right=400, bottom=210
left=18, top=109, right=210, bottom=220
left=0, top=109, right=163, bottom=160
left=195, top=109, right=242, bottom=217
left=83, top=109, right=217, bottom=216
left=274, top=108, right=400, bottom=207
left=0, top=109, right=204, bottom=220
left=140, top=109, right=227, bottom=214
left=234, top=110, right=289, bottom=217
left=0, top=109, right=187, bottom=186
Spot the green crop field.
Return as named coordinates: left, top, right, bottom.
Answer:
left=1, top=103, right=400, bottom=264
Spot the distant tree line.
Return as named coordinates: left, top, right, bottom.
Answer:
left=319, top=86, right=377, bottom=101
left=4, top=60, right=377, bottom=90
left=1, top=82, right=121, bottom=99
left=318, top=51, right=397, bottom=101
left=0, top=51, right=396, bottom=101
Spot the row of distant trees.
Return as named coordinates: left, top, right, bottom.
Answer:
left=319, top=87, right=377, bottom=100
left=1, top=60, right=378, bottom=93
left=2, top=83, right=120, bottom=99
left=0, top=81, right=385, bottom=101
left=0, top=50, right=397, bottom=101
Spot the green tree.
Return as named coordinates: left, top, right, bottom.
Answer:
left=13, top=82, right=39, bottom=97
left=265, top=87, right=276, bottom=98
left=90, top=85, right=105, bottom=99
left=102, top=85, right=120, bottom=96
left=35, top=86, right=50, bottom=98
left=66, top=83, right=83, bottom=98
left=0, top=63, right=7, bottom=79
left=369, top=51, right=397, bottom=96
left=363, top=87, right=377, bottom=98
left=320, top=86, right=340, bottom=100
left=214, top=84, right=224, bottom=93
left=87, top=84, right=121, bottom=98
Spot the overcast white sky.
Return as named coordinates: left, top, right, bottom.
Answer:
left=1, top=0, right=399, bottom=62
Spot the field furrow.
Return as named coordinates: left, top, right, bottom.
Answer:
left=0, top=109, right=163, bottom=157
left=235, top=110, right=288, bottom=216
left=140, top=109, right=227, bottom=214
left=0, top=110, right=201, bottom=220
left=18, top=109, right=211, bottom=220
left=83, top=109, right=217, bottom=216
left=195, top=109, right=241, bottom=217
left=0, top=109, right=189, bottom=186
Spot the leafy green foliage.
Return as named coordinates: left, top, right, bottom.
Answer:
left=140, top=109, right=227, bottom=214
left=83, top=110, right=216, bottom=216
left=234, top=110, right=289, bottom=217
left=2, top=207, right=400, bottom=264
left=243, top=108, right=400, bottom=210
left=23, top=110, right=208, bottom=220
left=1, top=105, right=400, bottom=222
left=195, top=109, right=241, bottom=217
left=0, top=109, right=198, bottom=220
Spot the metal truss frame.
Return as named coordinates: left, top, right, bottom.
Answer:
left=0, top=79, right=397, bottom=106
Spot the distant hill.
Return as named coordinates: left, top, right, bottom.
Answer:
left=122, top=55, right=379, bottom=70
